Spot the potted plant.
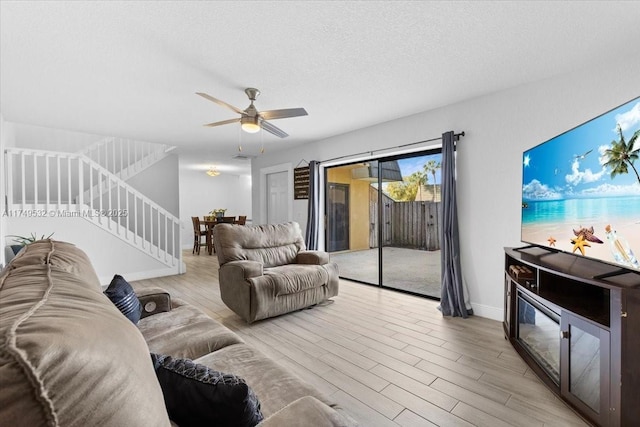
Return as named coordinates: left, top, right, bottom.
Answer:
left=7, top=232, right=55, bottom=250
left=210, top=208, right=227, bottom=219
left=5, top=232, right=55, bottom=263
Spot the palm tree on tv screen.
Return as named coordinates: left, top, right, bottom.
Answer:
left=603, top=124, right=640, bottom=184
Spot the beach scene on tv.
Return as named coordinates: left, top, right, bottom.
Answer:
left=522, top=97, right=640, bottom=270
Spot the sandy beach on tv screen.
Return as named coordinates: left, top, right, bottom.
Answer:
left=522, top=218, right=640, bottom=270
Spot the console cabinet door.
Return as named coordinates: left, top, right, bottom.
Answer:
left=560, top=312, right=611, bottom=426
left=504, top=273, right=513, bottom=338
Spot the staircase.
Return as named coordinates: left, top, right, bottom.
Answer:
left=78, top=137, right=174, bottom=206
left=4, top=147, right=181, bottom=268
left=80, top=137, right=173, bottom=180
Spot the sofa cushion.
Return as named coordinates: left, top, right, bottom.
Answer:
left=0, top=240, right=171, bottom=427
left=265, top=264, right=329, bottom=296
left=4, top=239, right=101, bottom=289
left=196, top=343, right=335, bottom=418
left=257, top=396, right=352, bottom=427
left=297, top=250, right=330, bottom=265
left=151, top=353, right=264, bottom=427
left=213, top=222, right=306, bottom=267
left=139, top=299, right=244, bottom=360
left=104, top=274, right=143, bottom=324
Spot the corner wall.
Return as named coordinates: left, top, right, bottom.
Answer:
left=251, top=59, right=640, bottom=321
left=127, top=154, right=180, bottom=216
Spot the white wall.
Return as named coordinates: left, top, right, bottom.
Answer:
left=252, top=59, right=640, bottom=321
left=0, top=116, right=14, bottom=267
left=179, top=160, right=252, bottom=248
left=126, top=154, right=180, bottom=216
left=6, top=216, right=173, bottom=284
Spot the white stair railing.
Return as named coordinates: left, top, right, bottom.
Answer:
left=5, top=148, right=180, bottom=267
left=80, top=137, right=172, bottom=180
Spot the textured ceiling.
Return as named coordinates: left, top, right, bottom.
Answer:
left=2, top=1, right=640, bottom=175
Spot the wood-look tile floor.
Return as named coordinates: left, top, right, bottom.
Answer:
left=133, top=251, right=589, bottom=427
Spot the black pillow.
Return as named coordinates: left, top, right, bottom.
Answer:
left=151, top=353, right=264, bottom=427
left=104, top=274, right=142, bottom=324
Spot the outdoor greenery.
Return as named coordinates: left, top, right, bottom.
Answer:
left=385, top=160, right=442, bottom=202
left=385, top=171, right=425, bottom=201
left=423, top=160, right=441, bottom=202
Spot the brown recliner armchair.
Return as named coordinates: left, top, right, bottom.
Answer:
left=212, top=221, right=339, bottom=323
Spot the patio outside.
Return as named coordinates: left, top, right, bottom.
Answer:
left=330, top=247, right=442, bottom=298
left=327, top=152, right=443, bottom=299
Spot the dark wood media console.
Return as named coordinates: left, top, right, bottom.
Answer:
left=504, top=247, right=640, bottom=427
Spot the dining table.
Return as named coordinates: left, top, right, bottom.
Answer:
left=201, top=217, right=236, bottom=255
left=201, top=219, right=217, bottom=255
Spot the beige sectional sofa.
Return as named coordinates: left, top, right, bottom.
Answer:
left=213, top=221, right=339, bottom=323
left=0, top=240, right=354, bottom=426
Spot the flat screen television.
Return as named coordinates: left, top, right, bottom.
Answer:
left=521, top=96, right=640, bottom=271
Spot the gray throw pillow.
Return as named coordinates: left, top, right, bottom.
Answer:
left=104, top=274, right=142, bottom=324
left=151, top=353, right=264, bottom=427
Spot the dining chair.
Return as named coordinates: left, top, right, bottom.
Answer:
left=191, top=216, right=211, bottom=255
left=235, top=215, right=247, bottom=225
left=220, top=216, right=236, bottom=224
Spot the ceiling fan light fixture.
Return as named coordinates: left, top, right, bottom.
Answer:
left=197, top=88, right=305, bottom=138
left=241, top=116, right=261, bottom=133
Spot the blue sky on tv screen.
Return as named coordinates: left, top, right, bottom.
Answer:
left=523, top=98, right=640, bottom=201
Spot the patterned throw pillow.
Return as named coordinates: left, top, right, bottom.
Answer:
left=103, top=274, right=142, bottom=324
left=151, top=353, right=264, bottom=427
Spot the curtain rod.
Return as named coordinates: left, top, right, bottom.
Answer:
left=319, top=131, right=465, bottom=165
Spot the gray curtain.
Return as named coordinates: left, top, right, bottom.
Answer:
left=304, top=160, right=320, bottom=250
left=439, top=131, right=472, bottom=318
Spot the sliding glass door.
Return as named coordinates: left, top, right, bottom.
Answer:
left=326, top=163, right=379, bottom=285
left=326, top=149, right=443, bottom=299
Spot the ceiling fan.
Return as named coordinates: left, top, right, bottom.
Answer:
left=196, top=88, right=308, bottom=138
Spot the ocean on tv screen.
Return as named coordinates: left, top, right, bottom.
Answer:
left=521, top=97, right=640, bottom=270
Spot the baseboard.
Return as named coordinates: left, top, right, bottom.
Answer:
left=470, top=302, right=503, bottom=322
left=99, top=265, right=183, bottom=287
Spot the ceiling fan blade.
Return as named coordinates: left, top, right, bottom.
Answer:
left=260, top=108, right=308, bottom=121
left=261, top=120, right=289, bottom=138
left=203, top=118, right=240, bottom=128
left=196, top=92, right=245, bottom=115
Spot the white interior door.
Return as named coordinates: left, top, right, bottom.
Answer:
left=266, top=171, right=289, bottom=224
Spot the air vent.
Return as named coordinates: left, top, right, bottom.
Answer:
left=351, top=166, right=371, bottom=180
left=232, top=154, right=257, bottom=161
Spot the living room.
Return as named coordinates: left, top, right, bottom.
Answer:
left=2, top=2, right=639, bottom=426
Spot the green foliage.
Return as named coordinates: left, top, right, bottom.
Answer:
left=7, top=232, right=55, bottom=246
left=385, top=171, right=427, bottom=201
left=423, top=160, right=441, bottom=202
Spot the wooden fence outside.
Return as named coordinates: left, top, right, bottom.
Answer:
left=369, top=187, right=441, bottom=251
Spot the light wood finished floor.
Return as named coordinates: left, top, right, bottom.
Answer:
left=133, top=251, right=588, bottom=427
